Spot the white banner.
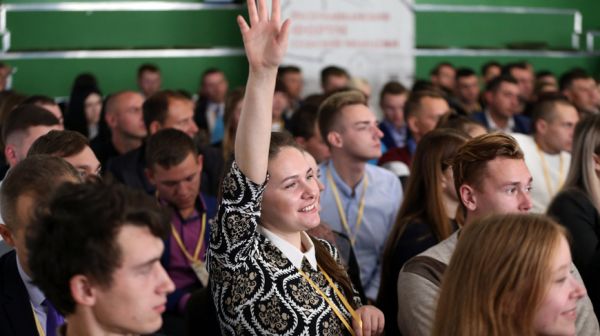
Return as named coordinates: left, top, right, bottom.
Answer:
left=280, top=0, right=415, bottom=111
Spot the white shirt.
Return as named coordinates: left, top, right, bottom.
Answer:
left=258, top=226, right=318, bottom=271
left=512, top=133, right=571, bottom=213
left=485, top=110, right=515, bottom=133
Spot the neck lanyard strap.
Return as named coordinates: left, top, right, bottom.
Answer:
left=298, top=266, right=359, bottom=335
left=326, top=168, right=368, bottom=246
left=171, top=212, right=207, bottom=263
left=31, top=303, right=46, bottom=336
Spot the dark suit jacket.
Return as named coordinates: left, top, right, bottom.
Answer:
left=194, top=96, right=210, bottom=134
left=471, top=111, right=531, bottom=134
left=0, top=250, right=39, bottom=336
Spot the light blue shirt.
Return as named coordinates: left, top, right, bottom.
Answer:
left=319, top=160, right=402, bottom=300
left=16, top=254, right=48, bottom=333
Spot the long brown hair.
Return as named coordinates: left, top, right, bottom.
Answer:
left=267, top=132, right=356, bottom=306
left=377, top=128, right=468, bottom=310
left=432, top=214, right=566, bottom=336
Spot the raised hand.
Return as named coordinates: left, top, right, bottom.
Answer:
left=237, top=0, right=290, bottom=71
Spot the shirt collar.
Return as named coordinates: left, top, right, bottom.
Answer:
left=16, top=254, right=46, bottom=307
left=258, top=226, right=318, bottom=271
left=326, top=160, right=367, bottom=197
left=485, top=109, right=515, bottom=133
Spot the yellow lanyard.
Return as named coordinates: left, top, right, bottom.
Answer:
left=31, top=303, right=46, bottom=336
left=326, top=169, right=368, bottom=246
left=298, top=265, right=360, bottom=336
left=536, top=144, right=564, bottom=195
left=171, top=212, right=207, bottom=264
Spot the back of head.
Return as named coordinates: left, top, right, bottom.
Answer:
left=146, top=128, right=198, bottom=170
left=452, top=133, right=523, bottom=200
left=1, top=104, right=60, bottom=144
left=0, top=155, right=81, bottom=231
left=563, top=114, right=600, bottom=209
left=27, top=129, right=89, bottom=158
left=530, top=94, right=573, bottom=134
left=143, top=90, right=190, bottom=129
left=22, top=95, right=56, bottom=107
left=289, top=103, right=319, bottom=139
left=433, top=213, right=565, bottom=336
left=26, top=180, right=170, bottom=315
left=318, top=90, right=367, bottom=147
left=403, top=89, right=446, bottom=121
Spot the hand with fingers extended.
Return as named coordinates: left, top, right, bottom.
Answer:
left=353, top=305, right=385, bottom=336
left=237, top=0, right=290, bottom=71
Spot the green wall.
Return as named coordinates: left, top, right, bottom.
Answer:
left=2, top=0, right=600, bottom=97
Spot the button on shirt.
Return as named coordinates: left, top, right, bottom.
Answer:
left=319, top=160, right=403, bottom=299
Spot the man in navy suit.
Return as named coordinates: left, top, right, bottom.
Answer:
left=471, top=75, right=531, bottom=134
left=0, top=156, right=81, bottom=336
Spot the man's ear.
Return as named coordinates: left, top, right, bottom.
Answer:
left=326, top=131, right=343, bottom=149
left=406, top=115, right=419, bottom=135
left=4, top=145, right=18, bottom=168
left=295, top=136, right=307, bottom=148
left=105, top=111, right=117, bottom=129
left=459, top=184, right=477, bottom=211
left=593, top=154, right=600, bottom=172
left=536, top=119, right=548, bottom=136
left=0, top=224, right=15, bottom=247
left=196, top=154, right=203, bottom=173
left=70, top=275, right=96, bottom=307
left=148, top=121, right=161, bottom=135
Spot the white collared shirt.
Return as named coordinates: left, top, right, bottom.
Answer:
left=485, top=109, right=515, bottom=133
left=258, top=226, right=318, bottom=271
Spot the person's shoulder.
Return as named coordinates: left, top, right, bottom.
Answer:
left=367, top=163, right=400, bottom=182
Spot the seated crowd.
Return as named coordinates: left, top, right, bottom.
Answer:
left=1, top=1, right=600, bottom=335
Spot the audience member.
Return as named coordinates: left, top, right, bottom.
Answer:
left=90, top=91, right=146, bottom=167
left=378, top=128, right=468, bottom=336
left=379, top=90, right=450, bottom=167
left=432, top=214, right=586, bottom=336
left=146, top=129, right=217, bottom=334
left=0, top=156, right=81, bottom=336
left=220, top=87, right=245, bottom=161
left=396, top=133, right=598, bottom=336
left=350, top=77, right=372, bottom=101
left=64, top=86, right=103, bottom=139
left=453, top=67, right=482, bottom=114
left=27, top=130, right=101, bottom=177
left=271, top=80, right=290, bottom=131
left=560, top=69, right=600, bottom=118
left=277, top=65, right=303, bottom=109
left=480, top=60, right=501, bottom=84
left=430, top=62, right=455, bottom=95
left=195, top=68, right=229, bottom=145
left=321, top=65, right=351, bottom=94
left=210, top=2, right=384, bottom=333
left=318, top=89, right=403, bottom=301
left=536, top=69, right=558, bottom=88
left=289, top=102, right=330, bottom=163
left=548, top=113, right=600, bottom=315
left=471, top=75, right=531, bottom=133
left=2, top=104, right=61, bottom=170
left=22, top=95, right=64, bottom=127
left=107, top=90, right=224, bottom=197
left=0, top=91, right=26, bottom=128
left=378, top=81, right=409, bottom=150
left=512, top=96, right=579, bottom=212
left=27, top=180, right=175, bottom=336
left=503, top=61, right=535, bottom=105
left=137, top=63, right=162, bottom=98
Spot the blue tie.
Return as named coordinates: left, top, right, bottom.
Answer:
left=210, top=105, right=225, bottom=144
left=44, top=299, right=64, bottom=336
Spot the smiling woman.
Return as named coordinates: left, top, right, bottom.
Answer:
left=208, top=0, right=384, bottom=335
left=432, top=214, right=586, bottom=336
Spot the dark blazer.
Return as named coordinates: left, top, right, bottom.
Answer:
left=0, top=250, right=39, bottom=336
left=471, top=111, right=531, bottom=134
left=193, top=96, right=210, bottom=134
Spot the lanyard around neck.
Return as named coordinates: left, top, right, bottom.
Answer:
left=326, top=168, right=368, bottom=246
left=298, top=265, right=359, bottom=336
left=31, top=303, right=46, bottom=336
left=171, top=212, right=207, bottom=263
left=535, top=143, right=564, bottom=195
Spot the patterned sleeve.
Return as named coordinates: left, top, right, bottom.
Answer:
left=209, top=161, right=267, bottom=267
left=318, top=238, right=364, bottom=309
